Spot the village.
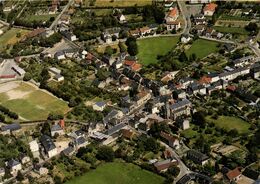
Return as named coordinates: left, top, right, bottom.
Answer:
left=0, top=0, right=259, bottom=184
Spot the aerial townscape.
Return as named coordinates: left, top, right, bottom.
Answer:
left=0, top=0, right=259, bottom=184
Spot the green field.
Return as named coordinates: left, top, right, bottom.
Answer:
left=0, top=28, right=30, bottom=50
left=185, top=39, right=219, bottom=59
left=0, top=82, right=69, bottom=121
left=137, top=36, right=180, bottom=65
left=66, top=162, right=165, bottom=184
left=213, top=26, right=249, bottom=35
left=206, top=116, right=250, bottom=134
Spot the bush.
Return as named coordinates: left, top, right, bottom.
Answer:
left=96, top=146, right=115, bottom=162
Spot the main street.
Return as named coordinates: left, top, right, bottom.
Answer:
left=177, top=0, right=191, bottom=35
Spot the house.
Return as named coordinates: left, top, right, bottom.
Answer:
left=226, top=167, right=242, bottom=182
left=60, top=30, right=77, bottom=41
left=166, top=21, right=181, bottom=31
left=64, top=49, right=77, bottom=58
left=0, top=123, right=21, bottom=135
left=160, top=131, right=180, bottom=149
left=54, top=74, right=64, bottom=82
left=193, top=25, right=206, bottom=35
left=138, top=114, right=164, bottom=131
left=193, top=14, right=207, bottom=25
left=165, top=7, right=179, bottom=23
left=51, top=124, right=64, bottom=137
left=163, top=149, right=175, bottom=159
left=219, top=66, right=250, bottom=81
left=58, top=14, right=70, bottom=25
left=187, top=150, right=209, bottom=165
left=181, top=35, right=192, bottom=43
left=232, top=56, right=255, bottom=67
left=121, top=128, right=135, bottom=140
left=25, top=28, right=46, bottom=39
left=169, top=99, right=192, bottom=120
left=164, top=0, right=174, bottom=7
left=118, top=14, right=126, bottom=23
left=250, top=64, right=260, bottom=79
left=179, top=77, right=194, bottom=89
left=49, top=67, right=61, bottom=75
left=103, top=109, right=124, bottom=125
left=205, top=27, right=215, bottom=37
left=19, top=154, right=30, bottom=164
left=208, top=73, right=220, bottom=83
left=173, top=89, right=186, bottom=99
left=12, top=65, right=25, bottom=76
left=223, top=43, right=235, bottom=53
left=6, top=159, right=22, bottom=176
left=40, top=135, right=58, bottom=158
left=34, top=165, right=49, bottom=175
left=93, top=101, right=106, bottom=111
left=54, top=51, right=65, bottom=60
left=140, top=26, right=151, bottom=36
left=29, top=140, right=39, bottom=153
left=189, top=0, right=211, bottom=3
left=106, top=123, right=127, bottom=136
left=129, top=29, right=140, bottom=37
left=203, top=3, right=218, bottom=16
left=146, top=98, right=165, bottom=114
left=153, top=159, right=178, bottom=172
left=0, top=167, right=5, bottom=178
left=75, top=137, right=88, bottom=149
left=176, top=118, right=190, bottom=130
left=62, top=146, right=75, bottom=156
left=242, top=168, right=260, bottom=181
left=134, top=90, right=152, bottom=107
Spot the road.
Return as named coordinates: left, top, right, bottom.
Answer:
left=159, top=141, right=191, bottom=183
left=49, top=0, right=74, bottom=30
left=177, top=0, right=191, bottom=35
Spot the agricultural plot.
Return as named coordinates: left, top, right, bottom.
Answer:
left=84, top=0, right=153, bottom=7
left=0, top=81, right=69, bottom=121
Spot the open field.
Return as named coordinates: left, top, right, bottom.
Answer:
left=66, top=162, right=165, bottom=184
left=206, top=116, right=250, bottom=134
left=137, top=36, right=180, bottom=66
left=84, top=0, right=153, bottom=7
left=0, top=28, right=30, bottom=50
left=0, top=81, right=69, bottom=121
left=185, top=39, right=219, bottom=59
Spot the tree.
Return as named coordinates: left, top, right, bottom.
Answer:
left=104, top=46, right=114, bottom=56
left=143, top=137, right=160, bottom=153
left=168, top=166, right=180, bottom=177
left=119, top=42, right=127, bottom=53
left=192, top=111, right=206, bottom=127
left=126, top=37, right=138, bottom=56
left=41, top=122, right=51, bottom=136
left=179, top=52, right=188, bottom=62
left=245, top=22, right=258, bottom=35
left=16, top=171, right=24, bottom=181
left=96, top=146, right=115, bottom=162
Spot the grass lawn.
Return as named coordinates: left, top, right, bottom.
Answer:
left=206, top=116, right=250, bottom=134
left=0, top=28, right=30, bottom=50
left=137, top=36, right=180, bottom=65
left=213, top=26, right=249, bottom=35
left=0, top=81, right=69, bottom=121
left=185, top=39, right=219, bottom=59
left=66, top=162, right=165, bottom=184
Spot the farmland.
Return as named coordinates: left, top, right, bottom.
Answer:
left=66, top=162, right=165, bottom=184
left=0, top=81, right=69, bottom=121
left=84, top=0, right=153, bottom=7
left=137, top=36, right=180, bottom=66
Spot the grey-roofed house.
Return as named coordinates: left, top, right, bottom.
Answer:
left=12, top=65, right=25, bottom=76
left=40, top=135, right=57, bottom=158
left=187, top=150, right=209, bottom=165
left=75, top=137, right=88, bottom=149
left=6, top=159, right=22, bottom=176
left=232, top=56, right=255, bottom=67
left=1, top=123, right=21, bottom=135
left=62, top=146, right=75, bottom=156
left=103, top=109, right=124, bottom=125
left=54, top=51, right=65, bottom=60
left=106, top=123, right=127, bottom=136
left=250, top=64, right=260, bottom=79
left=51, top=124, right=64, bottom=137
left=169, top=99, right=192, bottom=120
left=93, top=101, right=106, bottom=111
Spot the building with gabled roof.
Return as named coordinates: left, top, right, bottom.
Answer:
left=40, top=135, right=57, bottom=158
left=203, top=3, right=218, bottom=16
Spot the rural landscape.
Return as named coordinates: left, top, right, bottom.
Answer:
left=0, top=0, right=259, bottom=184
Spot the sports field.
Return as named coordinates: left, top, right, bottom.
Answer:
left=0, top=81, right=69, bottom=121
left=185, top=39, right=219, bottom=59
left=206, top=116, right=250, bottom=134
left=0, top=28, right=30, bottom=50
left=137, top=36, right=180, bottom=65
left=66, top=162, right=165, bottom=184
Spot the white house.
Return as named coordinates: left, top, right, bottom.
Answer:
left=166, top=21, right=181, bottom=31
left=165, top=7, right=179, bottom=23
left=160, top=132, right=180, bottom=149
left=118, top=14, right=126, bottom=23
left=54, top=51, right=65, bottom=60
left=181, top=35, right=192, bottom=43
left=93, top=101, right=106, bottom=111
left=54, top=74, right=64, bottom=82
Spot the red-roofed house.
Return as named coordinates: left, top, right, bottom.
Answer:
left=165, top=7, right=179, bottom=23
left=226, top=85, right=236, bottom=92
left=203, top=3, right=218, bottom=16
left=199, top=76, right=212, bottom=85
left=140, top=26, right=151, bottom=36
left=226, top=167, right=242, bottom=182
left=131, top=63, right=142, bottom=72
left=124, top=60, right=136, bottom=66
left=166, top=21, right=181, bottom=31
